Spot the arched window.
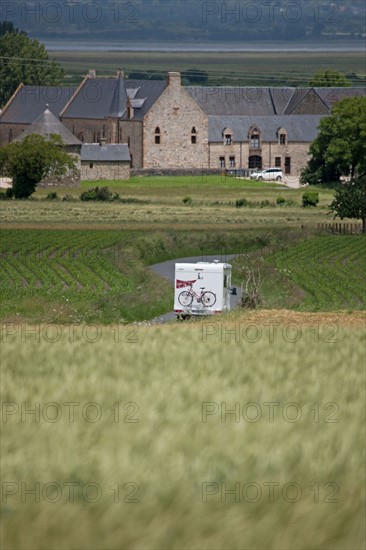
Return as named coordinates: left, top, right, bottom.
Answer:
left=8, top=129, right=13, bottom=142
left=191, top=127, right=197, bottom=144
left=78, top=132, right=85, bottom=143
left=155, top=127, right=161, bottom=144
left=248, top=155, right=262, bottom=170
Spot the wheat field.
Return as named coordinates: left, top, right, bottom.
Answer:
left=1, top=312, right=365, bottom=549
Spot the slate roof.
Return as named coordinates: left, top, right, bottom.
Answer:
left=270, top=88, right=296, bottom=115
left=15, top=108, right=82, bottom=146
left=283, top=88, right=329, bottom=115
left=186, top=86, right=365, bottom=116
left=314, top=86, right=366, bottom=106
left=279, top=87, right=366, bottom=114
left=0, top=85, right=76, bottom=124
left=61, top=76, right=166, bottom=121
left=81, top=144, right=130, bottom=162
left=185, top=86, right=276, bottom=115
left=208, top=115, right=325, bottom=143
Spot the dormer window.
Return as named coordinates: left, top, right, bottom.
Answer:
left=277, top=127, right=288, bottom=145
left=225, top=133, right=232, bottom=145
left=250, top=134, right=260, bottom=148
left=155, top=127, right=161, bottom=145
left=191, top=127, right=197, bottom=144
left=249, top=125, right=261, bottom=149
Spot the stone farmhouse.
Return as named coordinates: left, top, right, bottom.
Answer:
left=1, top=70, right=365, bottom=178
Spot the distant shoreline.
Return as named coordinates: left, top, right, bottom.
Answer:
left=42, top=40, right=366, bottom=53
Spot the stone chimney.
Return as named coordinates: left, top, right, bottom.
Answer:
left=168, top=72, right=181, bottom=89
left=116, top=69, right=124, bottom=78
left=88, top=69, right=96, bottom=78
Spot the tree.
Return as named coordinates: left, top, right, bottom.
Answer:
left=0, top=21, right=20, bottom=37
left=309, top=70, right=351, bottom=87
left=0, top=134, right=76, bottom=199
left=0, top=31, right=64, bottom=107
left=301, top=97, right=366, bottom=185
left=329, top=176, right=366, bottom=233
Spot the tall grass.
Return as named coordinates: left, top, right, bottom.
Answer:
left=1, top=314, right=365, bottom=549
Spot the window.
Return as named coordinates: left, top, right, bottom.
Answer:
left=219, top=157, right=226, bottom=168
left=250, top=134, right=260, bottom=148
left=229, top=156, right=236, bottom=168
left=280, top=133, right=287, bottom=145
left=248, top=155, right=262, bottom=170
left=155, top=127, right=161, bottom=144
left=78, top=133, right=85, bottom=143
left=89, top=163, right=94, bottom=169
left=225, top=134, right=232, bottom=145
left=275, top=157, right=281, bottom=167
left=191, top=127, right=197, bottom=144
left=127, top=137, right=131, bottom=147
left=8, top=129, right=13, bottom=142
left=102, top=125, right=106, bottom=138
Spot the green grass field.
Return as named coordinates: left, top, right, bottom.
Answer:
left=1, top=176, right=365, bottom=549
left=1, top=177, right=336, bottom=230
left=1, top=314, right=365, bottom=549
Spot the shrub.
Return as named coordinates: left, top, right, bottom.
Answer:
left=260, top=200, right=272, bottom=208
left=46, top=191, right=59, bottom=200
left=276, top=196, right=286, bottom=205
left=182, top=196, right=193, bottom=205
left=80, top=187, right=120, bottom=202
left=302, top=191, right=319, bottom=208
left=62, top=194, right=77, bottom=202
left=236, top=198, right=248, bottom=208
left=0, top=188, right=14, bottom=200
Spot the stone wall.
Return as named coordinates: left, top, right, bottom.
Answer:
left=0, top=123, right=29, bottom=146
left=209, top=141, right=311, bottom=174
left=131, top=168, right=219, bottom=177
left=143, top=73, right=208, bottom=170
left=61, top=118, right=113, bottom=144
left=118, top=120, right=143, bottom=169
left=39, top=151, right=81, bottom=188
left=81, top=161, right=130, bottom=181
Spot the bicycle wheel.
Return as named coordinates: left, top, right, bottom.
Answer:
left=178, top=291, right=193, bottom=307
left=202, top=291, right=216, bottom=307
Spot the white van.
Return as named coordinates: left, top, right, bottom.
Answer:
left=174, top=261, right=232, bottom=318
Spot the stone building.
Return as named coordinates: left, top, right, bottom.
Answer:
left=81, top=143, right=130, bottom=181
left=1, top=70, right=365, bottom=176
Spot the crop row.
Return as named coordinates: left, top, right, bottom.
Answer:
left=270, top=236, right=366, bottom=310
left=0, top=230, right=134, bottom=300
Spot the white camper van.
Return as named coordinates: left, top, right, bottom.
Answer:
left=174, top=261, right=232, bottom=318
